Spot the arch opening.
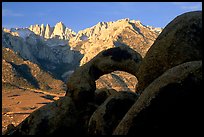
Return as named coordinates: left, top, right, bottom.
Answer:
left=96, top=71, right=138, bottom=93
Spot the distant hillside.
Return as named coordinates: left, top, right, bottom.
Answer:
left=2, top=47, right=67, bottom=93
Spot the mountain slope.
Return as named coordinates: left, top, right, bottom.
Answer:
left=2, top=47, right=66, bottom=93
left=2, top=28, right=83, bottom=82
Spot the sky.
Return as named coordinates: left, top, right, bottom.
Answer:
left=2, top=2, right=202, bottom=33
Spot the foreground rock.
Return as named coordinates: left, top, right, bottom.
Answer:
left=3, top=96, right=77, bottom=135
left=66, top=46, right=142, bottom=105
left=136, top=11, right=202, bottom=93
left=94, top=88, right=118, bottom=105
left=113, top=61, right=202, bottom=135
left=88, top=91, right=138, bottom=135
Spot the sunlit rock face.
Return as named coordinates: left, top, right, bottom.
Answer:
left=29, top=22, right=76, bottom=40
left=69, top=18, right=162, bottom=66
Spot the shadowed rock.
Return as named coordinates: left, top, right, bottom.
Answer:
left=88, top=91, right=138, bottom=135
left=94, top=88, right=118, bottom=105
left=3, top=124, right=16, bottom=135
left=136, top=11, right=202, bottom=93
left=66, top=46, right=142, bottom=105
left=113, top=61, right=202, bottom=135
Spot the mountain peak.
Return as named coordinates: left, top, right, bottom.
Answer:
left=55, top=21, right=65, bottom=27
left=41, top=24, right=45, bottom=27
left=46, top=24, right=50, bottom=27
left=26, top=22, right=76, bottom=40
left=51, top=22, right=69, bottom=39
left=58, top=21, right=64, bottom=24
left=117, top=18, right=130, bottom=22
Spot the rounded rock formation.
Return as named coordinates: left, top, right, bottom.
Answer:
left=88, top=91, right=138, bottom=135
left=113, top=61, right=202, bottom=135
left=94, top=88, right=118, bottom=105
left=136, top=11, right=202, bottom=93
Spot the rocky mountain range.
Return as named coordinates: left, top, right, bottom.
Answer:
left=69, top=18, right=162, bottom=65
left=2, top=18, right=162, bottom=93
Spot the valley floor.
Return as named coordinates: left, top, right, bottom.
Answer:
left=2, top=88, right=65, bottom=133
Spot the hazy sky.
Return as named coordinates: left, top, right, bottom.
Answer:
left=2, top=2, right=202, bottom=32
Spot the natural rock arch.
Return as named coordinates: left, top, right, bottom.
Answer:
left=66, top=46, right=142, bottom=105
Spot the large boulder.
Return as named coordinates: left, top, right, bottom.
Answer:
left=88, top=91, right=138, bottom=135
left=66, top=46, right=142, bottom=105
left=136, top=11, right=202, bottom=93
left=113, top=61, right=202, bottom=135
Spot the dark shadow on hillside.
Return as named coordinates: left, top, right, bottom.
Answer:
left=36, top=52, right=83, bottom=82
left=40, top=95, right=55, bottom=101
left=36, top=102, right=51, bottom=105
left=10, top=63, right=40, bottom=89
left=2, top=31, right=84, bottom=82
left=29, top=37, right=84, bottom=82
left=113, top=41, right=129, bottom=47
left=129, top=22, right=145, bottom=38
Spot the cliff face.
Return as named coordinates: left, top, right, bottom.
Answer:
left=29, top=22, right=76, bottom=40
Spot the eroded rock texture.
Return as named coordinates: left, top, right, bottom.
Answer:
left=136, top=11, right=202, bottom=93
left=88, top=91, right=138, bottom=135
